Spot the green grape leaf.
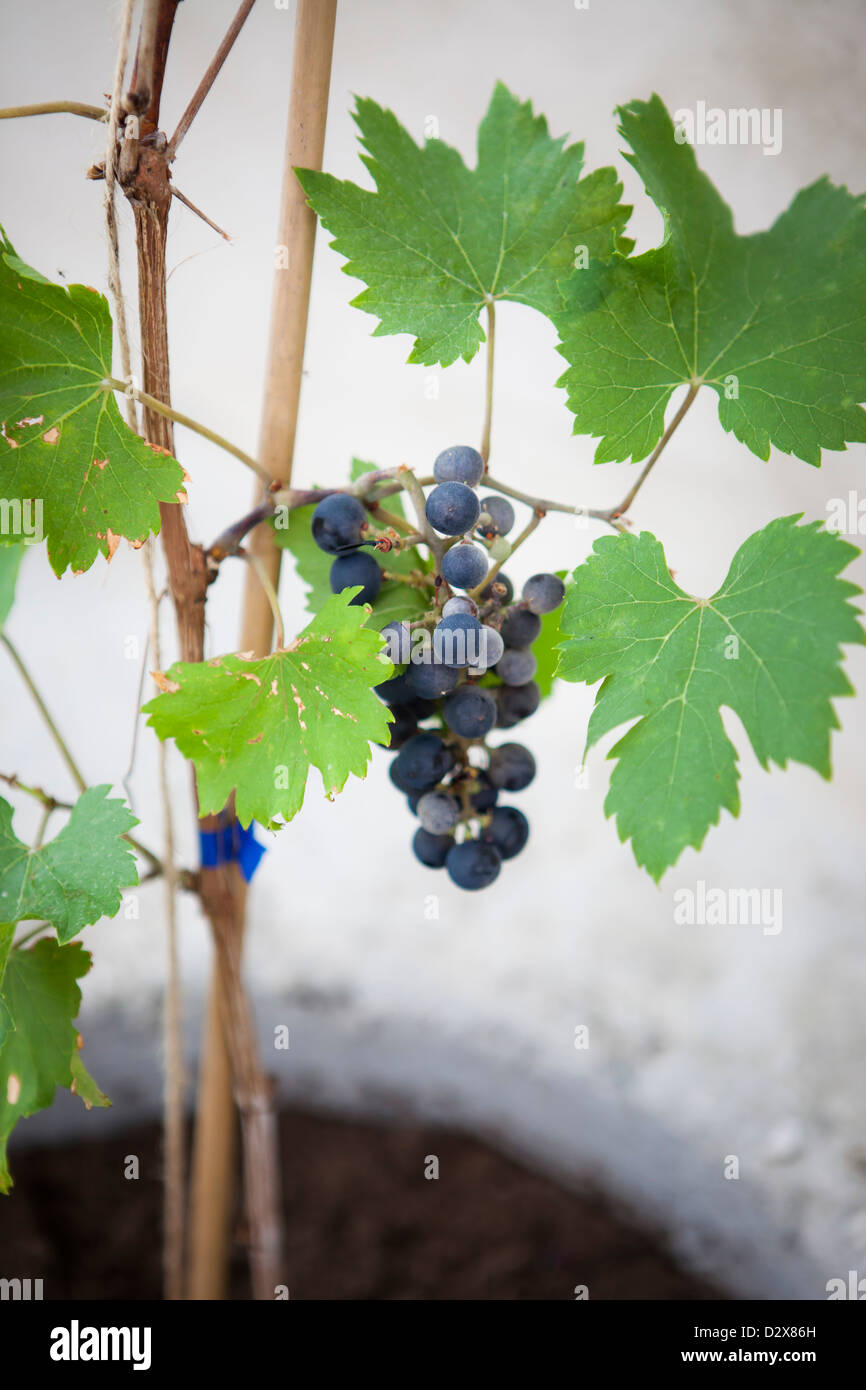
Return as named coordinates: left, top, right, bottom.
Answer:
left=276, top=460, right=430, bottom=623
left=368, top=579, right=428, bottom=627
left=69, top=1050, right=110, bottom=1111
left=554, top=96, right=866, bottom=465
left=0, top=228, right=186, bottom=575
left=144, top=591, right=393, bottom=828
left=0, top=924, right=13, bottom=1047
left=0, top=786, right=139, bottom=943
left=557, top=517, right=863, bottom=879
left=0, top=544, right=23, bottom=628
left=0, top=938, right=106, bottom=1193
left=297, top=83, right=630, bottom=366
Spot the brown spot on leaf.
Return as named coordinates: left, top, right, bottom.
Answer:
left=248, top=733, right=263, bottom=744
left=17, top=415, right=44, bottom=428
left=1, top=421, right=19, bottom=448
left=42, top=426, right=60, bottom=444
left=6, top=1074, right=21, bottom=1105
left=145, top=441, right=173, bottom=457
left=152, top=670, right=180, bottom=693
left=92, top=457, right=109, bottom=471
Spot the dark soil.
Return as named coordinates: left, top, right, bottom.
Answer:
left=1, top=1108, right=723, bottom=1300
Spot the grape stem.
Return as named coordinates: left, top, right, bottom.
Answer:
left=381, top=568, right=435, bottom=591
left=34, top=803, right=54, bottom=850
left=481, top=298, right=495, bottom=464
left=605, top=383, right=700, bottom=517
left=398, top=465, right=445, bottom=564
left=240, top=551, right=285, bottom=650
left=101, top=377, right=275, bottom=486
left=364, top=502, right=415, bottom=535
left=11, top=922, right=53, bottom=949
left=481, top=383, right=699, bottom=529
left=1, top=634, right=88, bottom=794
left=469, top=511, right=543, bottom=600
left=208, top=501, right=277, bottom=561
left=209, top=474, right=420, bottom=573
left=165, top=0, right=258, bottom=160
left=482, top=475, right=624, bottom=532
left=0, top=101, right=107, bottom=121
left=256, top=381, right=694, bottom=591
left=170, top=184, right=232, bottom=241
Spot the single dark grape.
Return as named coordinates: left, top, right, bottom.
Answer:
left=488, top=741, right=536, bottom=792
left=495, top=647, right=537, bottom=686
left=406, top=659, right=461, bottom=699
left=389, top=758, right=415, bottom=794
left=500, top=606, right=542, bottom=649
left=445, top=839, right=502, bottom=890
left=442, top=595, right=478, bottom=618
left=522, top=573, right=566, bottom=615
left=495, top=681, right=540, bottom=728
left=482, top=806, right=529, bottom=860
left=440, top=542, right=489, bottom=590
left=433, top=444, right=484, bottom=488
left=432, top=612, right=483, bottom=668
left=413, top=827, right=453, bottom=868
left=417, top=791, right=460, bottom=834
left=442, top=685, right=497, bottom=739
left=392, top=731, right=454, bottom=790
left=329, top=551, right=382, bottom=605
left=375, top=673, right=434, bottom=717
left=470, top=625, right=505, bottom=673
left=376, top=671, right=411, bottom=703
left=480, top=571, right=514, bottom=605
left=468, top=770, right=498, bottom=813
left=311, top=493, right=368, bottom=554
left=478, top=495, right=516, bottom=538
left=425, top=481, right=481, bottom=536
left=379, top=619, right=412, bottom=665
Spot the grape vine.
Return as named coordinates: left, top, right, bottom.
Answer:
left=0, top=47, right=863, bottom=1304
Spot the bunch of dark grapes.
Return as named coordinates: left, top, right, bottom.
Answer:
left=310, top=445, right=565, bottom=891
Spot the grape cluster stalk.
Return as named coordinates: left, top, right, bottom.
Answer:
left=309, top=445, right=566, bottom=891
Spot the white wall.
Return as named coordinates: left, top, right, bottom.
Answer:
left=2, top=0, right=866, bottom=1298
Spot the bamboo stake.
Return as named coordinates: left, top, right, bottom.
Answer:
left=186, top=0, right=338, bottom=1301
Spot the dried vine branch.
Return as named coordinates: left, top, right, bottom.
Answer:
left=117, top=0, right=282, bottom=1301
